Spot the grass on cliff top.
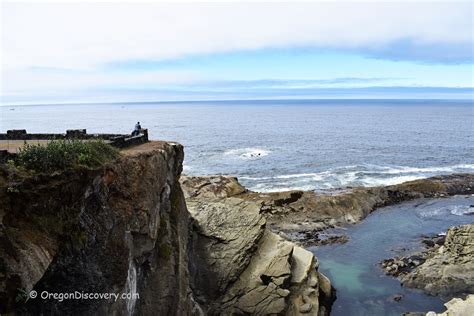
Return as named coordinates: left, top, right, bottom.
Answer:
left=13, top=139, right=119, bottom=173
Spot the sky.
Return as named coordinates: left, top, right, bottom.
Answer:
left=1, top=1, right=473, bottom=104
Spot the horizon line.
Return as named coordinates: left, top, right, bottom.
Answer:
left=1, top=97, right=473, bottom=107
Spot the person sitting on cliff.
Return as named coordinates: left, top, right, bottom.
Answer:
left=132, top=122, right=141, bottom=136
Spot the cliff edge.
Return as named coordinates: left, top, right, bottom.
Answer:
left=0, top=142, right=332, bottom=315
left=185, top=183, right=335, bottom=315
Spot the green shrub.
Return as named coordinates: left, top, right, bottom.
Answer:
left=15, top=139, right=119, bottom=173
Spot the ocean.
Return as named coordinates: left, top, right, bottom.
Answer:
left=1, top=99, right=473, bottom=192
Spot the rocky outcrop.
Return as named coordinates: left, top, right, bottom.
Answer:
left=381, top=223, right=473, bottom=300
left=1, top=143, right=334, bottom=315
left=399, top=223, right=474, bottom=298
left=426, top=294, right=474, bottom=316
left=180, top=174, right=474, bottom=245
left=183, top=179, right=335, bottom=315
left=181, top=175, right=247, bottom=199
left=0, top=141, right=197, bottom=315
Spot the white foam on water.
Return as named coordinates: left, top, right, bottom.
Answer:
left=450, top=205, right=474, bottom=216
left=223, top=148, right=271, bottom=159
left=219, top=163, right=474, bottom=192
left=417, top=204, right=474, bottom=219
left=375, top=164, right=474, bottom=175
left=249, top=182, right=316, bottom=193
left=359, top=175, right=425, bottom=187
left=240, top=172, right=326, bottom=181
left=417, top=207, right=448, bottom=219
left=274, top=173, right=326, bottom=180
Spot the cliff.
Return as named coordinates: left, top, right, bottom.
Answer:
left=185, top=182, right=334, bottom=315
left=0, top=142, right=332, bottom=315
left=1, top=141, right=195, bottom=315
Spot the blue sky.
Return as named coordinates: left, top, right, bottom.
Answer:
left=1, top=1, right=473, bottom=104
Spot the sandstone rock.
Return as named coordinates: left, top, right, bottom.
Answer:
left=183, top=174, right=474, bottom=245
left=185, top=182, right=330, bottom=315
left=184, top=181, right=334, bottom=314
left=188, top=197, right=267, bottom=300
left=180, top=175, right=246, bottom=199
left=299, top=303, right=313, bottom=313
left=400, top=223, right=474, bottom=298
left=426, top=294, right=474, bottom=316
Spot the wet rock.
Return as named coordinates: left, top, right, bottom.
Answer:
left=426, top=294, right=474, bottom=315
left=389, top=294, right=403, bottom=302
left=400, top=223, right=474, bottom=298
left=182, top=174, right=474, bottom=245
left=422, top=239, right=435, bottom=248
left=382, top=224, right=474, bottom=299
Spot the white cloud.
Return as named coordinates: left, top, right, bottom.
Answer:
left=2, top=67, right=202, bottom=93
left=2, top=1, right=472, bottom=71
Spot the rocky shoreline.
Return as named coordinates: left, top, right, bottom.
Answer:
left=182, top=176, right=336, bottom=315
left=382, top=223, right=474, bottom=300
left=2, top=141, right=473, bottom=315
left=1, top=142, right=335, bottom=315
left=181, top=173, right=474, bottom=314
left=181, top=173, right=474, bottom=246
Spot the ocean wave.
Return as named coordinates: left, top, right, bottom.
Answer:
left=240, top=172, right=326, bottom=181
left=242, top=163, right=474, bottom=192
left=250, top=183, right=317, bottom=193
left=223, top=148, right=271, bottom=159
left=417, top=205, right=474, bottom=218
left=358, top=175, right=425, bottom=187
left=372, top=164, right=474, bottom=175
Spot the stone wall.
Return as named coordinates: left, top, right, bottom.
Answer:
left=0, top=129, right=149, bottom=149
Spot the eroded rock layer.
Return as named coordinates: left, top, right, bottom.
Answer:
left=181, top=174, right=474, bottom=245
left=400, top=223, right=474, bottom=298
left=1, top=142, right=333, bottom=315
left=186, top=197, right=334, bottom=315
left=1, top=142, right=196, bottom=315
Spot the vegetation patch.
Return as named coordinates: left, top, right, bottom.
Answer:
left=13, top=139, right=119, bottom=173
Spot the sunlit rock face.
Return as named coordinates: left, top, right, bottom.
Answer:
left=183, top=176, right=335, bottom=315
left=401, top=223, right=474, bottom=298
